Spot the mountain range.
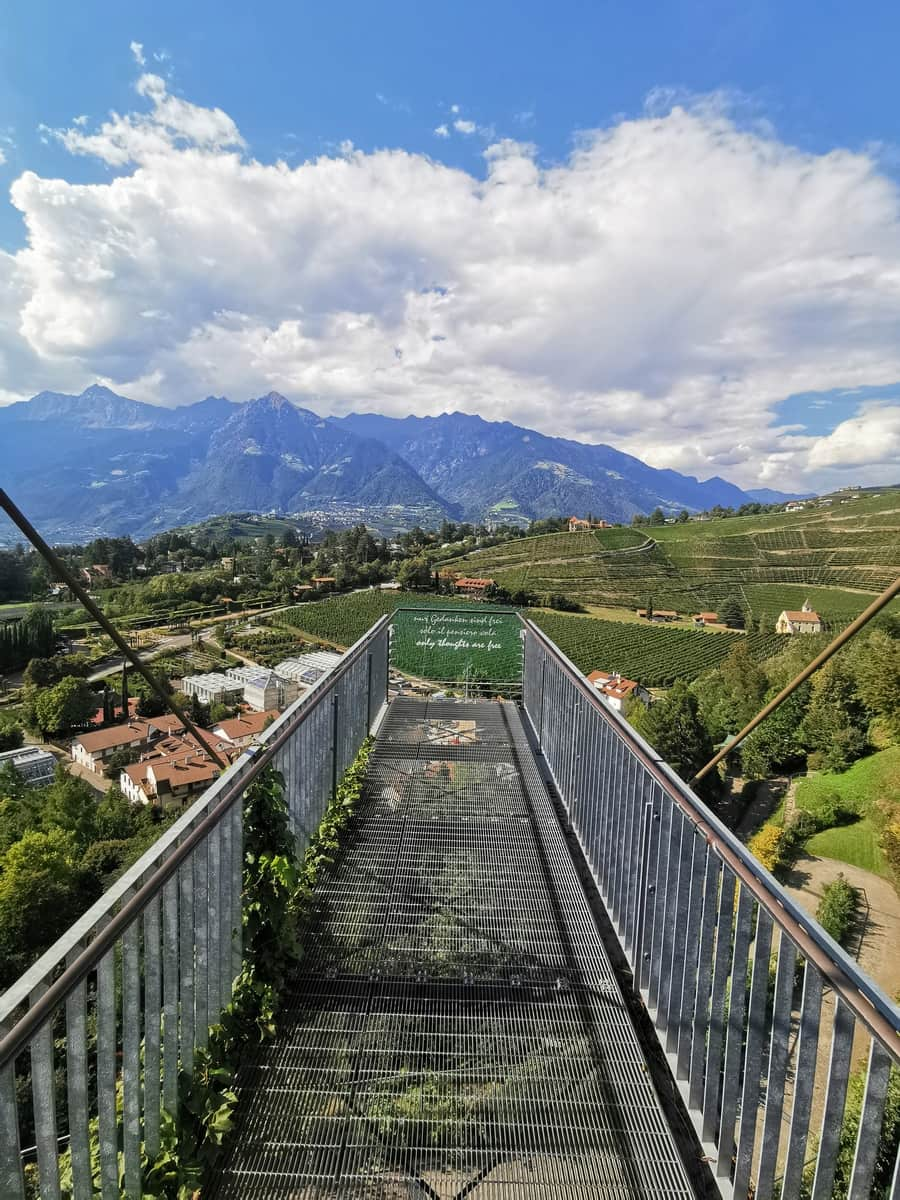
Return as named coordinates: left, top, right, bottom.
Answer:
left=0, top=386, right=802, bottom=542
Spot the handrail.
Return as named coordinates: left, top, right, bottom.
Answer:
left=521, top=616, right=900, bottom=1060
left=0, top=614, right=391, bottom=1071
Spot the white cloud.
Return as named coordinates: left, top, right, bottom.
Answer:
left=807, top=403, right=900, bottom=472
left=0, top=148, right=5, bottom=166
left=453, top=119, right=476, bottom=135
left=129, top=41, right=145, bottom=66
left=4, top=84, right=900, bottom=491
left=450, top=104, right=460, bottom=114
left=434, top=124, right=449, bottom=138
left=72, top=114, right=89, bottom=127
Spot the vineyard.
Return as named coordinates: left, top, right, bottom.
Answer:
left=443, top=490, right=900, bottom=619
left=528, top=612, right=749, bottom=685
left=273, top=590, right=789, bottom=687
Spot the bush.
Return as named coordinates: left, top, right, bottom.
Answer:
left=747, top=824, right=785, bottom=872
left=815, top=874, right=859, bottom=947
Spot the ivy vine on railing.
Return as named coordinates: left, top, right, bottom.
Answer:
left=142, top=738, right=373, bottom=1196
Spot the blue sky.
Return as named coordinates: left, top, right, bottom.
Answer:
left=4, top=0, right=900, bottom=252
left=1, top=0, right=900, bottom=490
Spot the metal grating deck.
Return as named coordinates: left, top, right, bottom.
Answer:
left=209, top=698, right=696, bottom=1198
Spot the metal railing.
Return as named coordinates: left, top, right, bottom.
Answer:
left=521, top=619, right=900, bottom=1200
left=0, top=616, right=390, bottom=1200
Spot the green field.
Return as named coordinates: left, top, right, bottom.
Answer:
left=805, top=819, right=889, bottom=877
left=444, top=490, right=900, bottom=620
left=795, top=747, right=900, bottom=876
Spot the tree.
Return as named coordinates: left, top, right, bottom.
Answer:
left=740, top=688, right=809, bottom=779
left=41, top=769, right=99, bottom=848
left=801, top=657, right=868, bottom=771
left=0, top=717, right=23, bottom=752
left=717, top=595, right=745, bottom=628
left=95, top=785, right=142, bottom=841
left=851, top=629, right=900, bottom=740
left=629, top=681, right=714, bottom=786
left=104, top=747, right=139, bottom=779
left=676, top=509, right=690, bottom=523
left=397, top=557, right=432, bottom=589
left=32, top=676, right=97, bottom=735
left=0, top=828, right=84, bottom=985
left=0, top=763, right=42, bottom=855
left=648, top=507, right=666, bottom=526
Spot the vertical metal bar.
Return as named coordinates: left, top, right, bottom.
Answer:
left=733, top=908, right=774, bottom=1200
left=122, top=913, right=142, bottom=1197
left=193, top=838, right=209, bottom=1051
left=755, top=932, right=797, bottom=1200
left=207, top=820, right=222, bottom=1023
left=810, top=997, right=855, bottom=1200
left=631, top=801, right=655, bottom=985
left=0, top=1020, right=25, bottom=1200
left=716, top=884, right=754, bottom=1177
left=143, top=893, right=162, bottom=1163
left=366, top=649, right=373, bottom=731
left=665, top=816, right=696, bottom=1053
left=688, top=851, right=721, bottom=1111
left=96, top=945, right=118, bottom=1200
left=702, top=862, right=736, bottom=1143
left=780, top=962, right=823, bottom=1200
left=220, top=808, right=234, bottom=1011
left=179, top=856, right=195, bottom=1078
left=331, top=692, right=339, bottom=800
left=647, top=795, right=674, bottom=1015
left=29, top=982, right=61, bottom=1199
left=162, top=872, right=179, bottom=1113
left=231, top=801, right=244, bottom=983
left=659, top=810, right=689, bottom=1039
left=676, top=833, right=707, bottom=1079
left=847, top=1040, right=894, bottom=1200
left=64, top=947, right=91, bottom=1200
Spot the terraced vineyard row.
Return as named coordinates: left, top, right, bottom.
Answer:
left=528, top=612, right=746, bottom=685
left=444, top=492, right=900, bottom=615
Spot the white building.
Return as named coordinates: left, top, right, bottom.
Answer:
left=775, top=600, right=822, bottom=635
left=225, top=666, right=299, bottom=711
left=71, top=721, right=153, bottom=773
left=181, top=672, right=245, bottom=706
left=273, top=651, right=342, bottom=689
left=585, top=671, right=650, bottom=713
left=0, top=745, right=57, bottom=787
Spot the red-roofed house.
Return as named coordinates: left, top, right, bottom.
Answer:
left=692, top=612, right=720, bottom=627
left=211, top=709, right=280, bottom=748
left=586, top=671, right=650, bottom=713
left=454, top=577, right=494, bottom=596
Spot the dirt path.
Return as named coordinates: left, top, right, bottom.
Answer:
left=784, top=853, right=900, bottom=1001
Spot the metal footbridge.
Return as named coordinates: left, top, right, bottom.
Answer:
left=1, top=610, right=898, bottom=1199
left=210, top=697, right=693, bottom=1197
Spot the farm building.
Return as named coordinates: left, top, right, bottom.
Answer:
left=691, top=612, right=719, bottom=627
left=454, top=577, right=494, bottom=596
left=775, top=600, right=822, bottom=635
left=568, top=516, right=610, bottom=532
left=585, top=671, right=650, bottom=713
left=636, top=608, right=679, bottom=622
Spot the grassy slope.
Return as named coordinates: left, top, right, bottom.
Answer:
left=444, top=490, right=900, bottom=619
left=795, top=747, right=900, bottom=877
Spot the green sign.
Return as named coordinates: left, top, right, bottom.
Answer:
left=391, top=607, right=523, bottom=689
